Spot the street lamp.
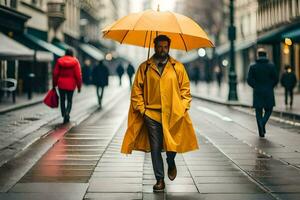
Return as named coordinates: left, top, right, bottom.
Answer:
left=198, top=48, right=206, bottom=57
left=228, top=0, right=238, bottom=101
left=222, top=59, right=228, bottom=67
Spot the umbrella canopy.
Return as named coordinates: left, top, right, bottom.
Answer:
left=102, top=9, right=213, bottom=51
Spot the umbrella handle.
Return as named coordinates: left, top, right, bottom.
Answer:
left=147, top=31, right=152, bottom=61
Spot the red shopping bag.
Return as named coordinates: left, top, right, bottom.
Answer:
left=43, top=88, right=59, bottom=108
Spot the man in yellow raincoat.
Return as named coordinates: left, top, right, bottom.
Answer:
left=121, top=35, right=199, bottom=192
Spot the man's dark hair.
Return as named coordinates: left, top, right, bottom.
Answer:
left=154, top=35, right=171, bottom=47
left=285, top=65, right=291, bottom=70
left=257, top=48, right=267, bottom=58
left=65, top=48, right=74, bottom=56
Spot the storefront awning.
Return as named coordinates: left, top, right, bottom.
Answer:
left=257, top=26, right=289, bottom=44
left=52, top=39, right=73, bottom=51
left=35, top=51, right=54, bottom=62
left=282, top=28, right=300, bottom=42
left=24, top=33, right=65, bottom=57
left=0, top=32, right=34, bottom=60
left=179, top=50, right=199, bottom=63
left=216, top=38, right=256, bottom=56
left=79, top=43, right=104, bottom=61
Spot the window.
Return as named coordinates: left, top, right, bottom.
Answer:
left=0, top=0, right=16, bottom=8
left=31, top=0, right=37, bottom=5
left=298, top=0, right=300, bottom=15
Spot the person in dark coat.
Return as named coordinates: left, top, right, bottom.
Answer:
left=116, top=63, right=125, bottom=86
left=53, top=48, right=82, bottom=123
left=192, top=66, right=200, bottom=87
left=92, top=60, right=109, bottom=108
left=126, top=63, right=135, bottom=87
left=280, top=65, right=297, bottom=107
left=82, top=59, right=92, bottom=85
left=214, top=65, right=223, bottom=89
left=247, top=48, right=278, bottom=137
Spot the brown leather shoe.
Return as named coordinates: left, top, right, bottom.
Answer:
left=153, top=179, right=165, bottom=192
left=168, top=165, right=177, bottom=181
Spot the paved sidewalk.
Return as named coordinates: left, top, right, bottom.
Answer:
left=190, top=99, right=300, bottom=200
left=191, top=82, right=300, bottom=118
left=0, top=93, right=44, bottom=114
left=0, top=94, right=277, bottom=200
left=0, top=76, right=129, bottom=167
left=1, top=92, right=300, bottom=199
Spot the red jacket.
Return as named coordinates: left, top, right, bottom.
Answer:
left=53, top=56, right=82, bottom=91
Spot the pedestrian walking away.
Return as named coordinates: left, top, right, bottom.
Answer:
left=121, top=35, right=199, bottom=192
left=116, top=63, right=125, bottom=86
left=214, top=65, right=223, bottom=89
left=82, top=59, right=92, bottom=85
left=247, top=48, right=278, bottom=137
left=127, top=62, right=135, bottom=87
left=192, top=66, right=200, bottom=87
left=53, top=48, right=82, bottom=124
left=92, top=60, right=109, bottom=108
left=280, top=65, right=297, bottom=108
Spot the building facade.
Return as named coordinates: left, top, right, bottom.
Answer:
left=235, top=0, right=257, bottom=82
left=257, top=0, right=300, bottom=83
left=216, top=0, right=258, bottom=82
left=0, top=0, right=111, bottom=103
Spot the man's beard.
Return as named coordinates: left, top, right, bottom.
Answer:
left=154, top=52, right=169, bottom=60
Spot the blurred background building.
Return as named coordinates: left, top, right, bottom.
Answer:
left=0, top=0, right=123, bottom=102
left=174, top=0, right=300, bottom=92
left=0, top=0, right=299, bottom=104
left=256, top=0, right=300, bottom=83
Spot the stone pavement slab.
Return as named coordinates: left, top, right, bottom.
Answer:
left=276, top=193, right=300, bottom=200
left=7, top=183, right=88, bottom=200
left=0, top=192, right=82, bottom=200
left=166, top=193, right=274, bottom=200
left=84, top=193, right=142, bottom=200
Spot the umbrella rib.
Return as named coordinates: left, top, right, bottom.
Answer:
left=171, top=12, right=184, bottom=35
left=147, top=31, right=152, bottom=60
left=120, top=30, right=130, bottom=44
left=143, top=31, right=148, bottom=47
left=180, top=34, right=188, bottom=52
left=132, top=10, right=149, bottom=31
left=171, top=12, right=188, bottom=51
left=103, top=30, right=110, bottom=38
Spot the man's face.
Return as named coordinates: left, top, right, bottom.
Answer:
left=154, top=41, right=170, bottom=59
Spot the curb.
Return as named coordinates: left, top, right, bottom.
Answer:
left=192, top=94, right=300, bottom=121
left=0, top=98, right=43, bottom=115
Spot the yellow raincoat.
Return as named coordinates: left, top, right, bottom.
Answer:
left=121, top=56, right=199, bottom=154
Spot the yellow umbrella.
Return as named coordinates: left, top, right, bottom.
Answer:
left=102, top=9, right=213, bottom=53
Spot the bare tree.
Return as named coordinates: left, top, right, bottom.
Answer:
left=179, top=0, right=226, bottom=47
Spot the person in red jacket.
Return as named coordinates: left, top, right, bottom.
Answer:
left=53, top=48, right=82, bottom=123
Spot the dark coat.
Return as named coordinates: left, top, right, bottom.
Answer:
left=247, top=58, right=278, bottom=108
left=192, top=67, right=200, bottom=81
left=116, top=64, right=125, bottom=77
left=280, top=72, right=297, bottom=90
left=126, top=64, right=135, bottom=77
left=53, top=56, right=82, bottom=91
left=92, top=62, right=109, bottom=87
left=82, top=65, right=92, bottom=85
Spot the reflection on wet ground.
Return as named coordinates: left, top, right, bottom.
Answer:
left=191, top=99, right=300, bottom=199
